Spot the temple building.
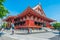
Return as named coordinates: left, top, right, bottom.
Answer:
left=4, top=4, right=55, bottom=30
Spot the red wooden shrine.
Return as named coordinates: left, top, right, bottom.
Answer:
left=4, top=5, right=55, bottom=29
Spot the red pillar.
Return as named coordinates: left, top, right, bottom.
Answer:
left=46, top=22, right=53, bottom=28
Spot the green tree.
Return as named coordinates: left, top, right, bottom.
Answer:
left=53, top=23, right=60, bottom=29
left=0, top=0, right=9, bottom=29
left=53, top=22, right=60, bottom=36
left=0, top=0, right=9, bottom=18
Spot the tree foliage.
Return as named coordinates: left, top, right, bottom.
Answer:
left=53, top=22, right=60, bottom=30
left=2, top=22, right=7, bottom=28
left=0, top=0, right=9, bottom=18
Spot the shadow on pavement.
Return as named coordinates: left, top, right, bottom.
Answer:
left=15, top=31, right=47, bottom=35
left=49, top=35, right=60, bottom=40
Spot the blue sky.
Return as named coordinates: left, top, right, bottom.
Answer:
left=4, top=0, right=60, bottom=22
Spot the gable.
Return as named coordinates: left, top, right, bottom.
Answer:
left=32, top=5, right=46, bottom=17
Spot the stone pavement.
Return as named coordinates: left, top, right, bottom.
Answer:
left=49, top=35, right=60, bottom=40
left=0, top=36, right=17, bottom=40
left=0, top=30, right=59, bottom=40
